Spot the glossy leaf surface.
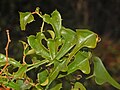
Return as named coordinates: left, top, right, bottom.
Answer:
left=55, top=27, right=76, bottom=60
left=93, top=57, right=120, bottom=89
left=42, top=10, right=62, bottom=38
left=28, top=32, right=50, bottom=59
left=47, top=30, right=55, bottom=39
left=69, top=29, right=98, bottom=60
left=19, top=12, right=34, bottom=30
left=47, top=39, right=56, bottom=59
left=68, top=51, right=91, bottom=75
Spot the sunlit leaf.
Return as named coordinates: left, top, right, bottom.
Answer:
left=35, top=7, right=40, bottom=13
left=19, top=12, right=34, bottom=30
left=47, top=30, right=55, bottom=39
left=26, top=49, right=35, bottom=55
left=9, top=58, right=22, bottom=67
left=76, top=29, right=98, bottom=48
left=47, top=39, right=56, bottom=60
left=69, top=29, right=98, bottom=60
left=19, top=40, right=29, bottom=55
left=14, top=64, right=27, bottom=79
left=55, top=27, right=76, bottom=60
left=42, top=10, right=62, bottom=38
left=28, top=32, right=50, bottom=59
left=68, top=51, right=91, bottom=75
left=0, top=54, right=22, bottom=67
left=93, top=57, right=120, bottom=89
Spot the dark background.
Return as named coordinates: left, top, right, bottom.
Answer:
left=0, top=0, right=120, bottom=89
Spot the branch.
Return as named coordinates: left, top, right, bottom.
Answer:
left=0, top=30, right=11, bottom=74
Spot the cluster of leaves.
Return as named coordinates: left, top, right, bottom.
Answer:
left=0, top=7, right=120, bottom=90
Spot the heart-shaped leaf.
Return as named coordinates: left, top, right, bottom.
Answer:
left=28, top=32, right=50, bottom=59
left=42, top=10, right=62, bottom=38
left=19, top=12, right=34, bottom=30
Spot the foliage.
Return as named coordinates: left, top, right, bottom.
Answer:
left=0, top=7, right=120, bottom=90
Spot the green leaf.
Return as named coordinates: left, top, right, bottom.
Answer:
left=47, top=39, right=56, bottom=59
left=93, top=57, right=120, bottom=89
left=55, top=27, right=76, bottom=60
left=47, top=30, right=55, bottom=39
left=16, top=80, right=24, bottom=88
left=0, top=54, right=22, bottom=67
left=69, top=29, right=98, bottom=61
left=19, top=12, right=34, bottom=30
left=9, top=58, right=22, bottom=67
left=68, top=51, right=91, bottom=75
left=0, top=77, right=7, bottom=83
left=6, top=81, right=20, bottom=90
left=49, top=60, right=66, bottom=83
left=16, top=80, right=31, bottom=90
left=50, top=83, right=62, bottom=90
left=19, top=40, right=29, bottom=55
left=38, top=70, right=49, bottom=86
left=27, top=59, right=49, bottom=71
left=72, top=82, right=86, bottom=90
left=76, top=29, right=98, bottom=48
left=14, top=64, right=27, bottom=79
left=26, top=49, right=35, bottom=55
left=42, top=10, right=62, bottom=38
left=35, top=7, right=40, bottom=13
left=46, top=59, right=67, bottom=89
left=28, top=32, right=50, bottom=59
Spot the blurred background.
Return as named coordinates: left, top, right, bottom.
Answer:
left=0, top=0, right=120, bottom=89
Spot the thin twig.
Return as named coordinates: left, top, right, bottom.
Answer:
left=22, top=54, right=26, bottom=64
left=0, top=30, right=11, bottom=74
left=32, top=12, right=43, bottom=18
left=22, top=43, right=28, bottom=64
left=41, top=21, right=44, bottom=32
left=32, top=11, right=44, bottom=32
